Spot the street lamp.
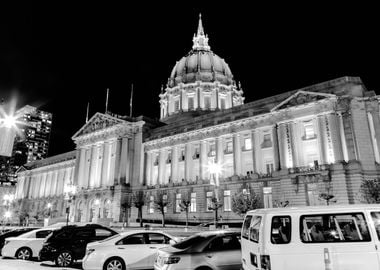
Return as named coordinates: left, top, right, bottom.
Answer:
left=64, top=184, right=76, bottom=226
left=45, top=203, right=52, bottom=227
left=207, top=159, right=223, bottom=228
left=2, top=194, right=14, bottom=232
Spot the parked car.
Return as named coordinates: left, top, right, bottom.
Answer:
left=0, top=227, right=40, bottom=255
left=241, top=204, right=380, bottom=270
left=154, top=230, right=242, bottom=270
left=82, top=230, right=180, bottom=270
left=39, top=224, right=117, bottom=267
left=1, top=227, right=58, bottom=260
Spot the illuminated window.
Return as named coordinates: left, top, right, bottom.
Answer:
left=190, top=193, right=197, bottom=212
left=225, top=141, right=233, bottom=154
left=224, top=190, right=231, bottom=211
left=220, top=98, right=226, bottom=109
left=174, top=99, right=180, bottom=112
left=149, top=196, right=154, bottom=214
left=163, top=194, right=168, bottom=213
left=244, top=137, right=252, bottom=150
left=206, top=192, right=213, bottom=212
left=175, top=194, right=181, bottom=213
left=304, top=122, right=316, bottom=140
left=208, top=143, right=216, bottom=156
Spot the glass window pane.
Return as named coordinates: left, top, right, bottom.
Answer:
left=249, top=216, right=262, bottom=243
left=242, top=215, right=252, bottom=239
left=271, top=216, right=291, bottom=244
left=371, top=212, right=380, bottom=240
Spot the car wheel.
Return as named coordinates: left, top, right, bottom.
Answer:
left=16, top=247, right=32, bottom=260
left=55, top=250, right=73, bottom=267
left=103, top=257, right=126, bottom=270
left=196, top=267, right=213, bottom=270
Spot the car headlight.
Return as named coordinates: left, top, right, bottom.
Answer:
left=86, top=248, right=95, bottom=256
left=163, top=256, right=181, bottom=264
left=4, top=240, right=10, bottom=246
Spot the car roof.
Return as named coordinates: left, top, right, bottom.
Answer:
left=246, top=204, right=380, bottom=215
left=118, top=230, right=171, bottom=236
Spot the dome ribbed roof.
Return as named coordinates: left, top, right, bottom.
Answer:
left=168, top=14, right=234, bottom=87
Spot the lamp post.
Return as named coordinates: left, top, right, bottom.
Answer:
left=208, top=160, right=222, bottom=228
left=64, top=184, right=76, bottom=226
left=45, top=203, right=52, bottom=227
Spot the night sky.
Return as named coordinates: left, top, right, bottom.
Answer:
left=1, top=2, right=379, bottom=156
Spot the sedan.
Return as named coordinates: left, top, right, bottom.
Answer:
left=0, top=227, right=40, bottom=255
left=82, top=230, right=179, bottom=270
left=1, top=227, right=59, bottom=260
left=154, top=230, right=241, bottom=270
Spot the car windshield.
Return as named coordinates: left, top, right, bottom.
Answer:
left=172, top=234, right=212, bottom=250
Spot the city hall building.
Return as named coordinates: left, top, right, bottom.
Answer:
left=14, top=17, right=380, bottom=225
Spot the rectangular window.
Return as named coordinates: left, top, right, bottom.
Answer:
left=271, top=216, right=291, bottom=244
left=220, top=98, right=226, bottom=109
left=166, top=151, right=172, bottom=164
left=266, top=163, right=274, bottom=174
left=153, top=154, right=159, bottom=166
left=149, top=196, right=154, bottom=214
left=188, top=97, right=194, bottom=110
left=244, top=137, right=252, bottom=150
left=206, top=191, right=213, bottom=212
left=371, top=212, right=380, bottom=240
left=300, top=213, right=371, bottom=243
left=249, top=216, right=262, bottom=243
left=304, top=122, right=316, bottom=140
left=205, top=96, right=211, bottom=109
left=179, top=148, right=185, bottom=161
left=225, top=141, right=233, bottom=154
left=208, top=143, right=216, bottom=156
left=193, top=145, right=200, bottom=159
left=261, top=133, right=272, bottom=148
left=175, top=194, right=181, bottom=213
left=224, top=190, right=231, bottom=211
left=242, top=215, right=253, bottom=239
left=174, top=99, right=180, bottom=112
left=190, top=193, right=197, bottom=212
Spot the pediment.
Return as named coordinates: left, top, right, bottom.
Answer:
left=271, top=90, right=336, bottom=112
left=16, top=166, right=28, bottom=173
left=72, top=112, right=126, bottom=139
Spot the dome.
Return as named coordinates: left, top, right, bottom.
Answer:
left=168, top=14, right=234, bottom=87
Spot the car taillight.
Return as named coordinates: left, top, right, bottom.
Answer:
left=163, top=256, right=181, bottom=264
left=260, top=255, right=271, bottom=270
left=86, top=248, right=95, bottom=256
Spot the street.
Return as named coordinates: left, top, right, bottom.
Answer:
left=0, top=257, right=82, bottom=270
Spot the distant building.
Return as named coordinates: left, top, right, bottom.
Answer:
left=15, top=16, right=380, bottom=226
left=0, top=105, right=52, bottom=185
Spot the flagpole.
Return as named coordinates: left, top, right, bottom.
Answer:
left=129, top=84, right=133, bottom=117
left=105, top=88, right=109, bottom=113
left=86, top=102, right=90, bottom=123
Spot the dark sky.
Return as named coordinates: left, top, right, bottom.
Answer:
left=1, top=2, right=379, bottom=156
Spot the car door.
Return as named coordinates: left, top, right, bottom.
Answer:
left=145, top=233, right=172, bottom=267
left=116, top=233, right=152, bottom=269
left=203, top=234, right=242, bottom=270
left=72, top=228, right=94, bottom=259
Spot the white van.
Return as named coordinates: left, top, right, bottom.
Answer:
left=241, top=204, right=380, bottom=270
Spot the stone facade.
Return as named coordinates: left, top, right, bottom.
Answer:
left=14, top=16, right=380, bottom=226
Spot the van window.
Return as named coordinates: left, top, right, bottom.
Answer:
left=271, top=216, right=291, bottom=244
left=370, top=212, right=380, bottom=240
left=249, top=216, right=262, bottom=243
left=300, top=213, right=371, bottom=243
left=242, top=215, right=252, bottom=239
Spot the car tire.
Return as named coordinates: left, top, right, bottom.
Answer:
left=196, top=267, right=213, bottom=270
left=103, top=257, right=126, bottom=270
left=55, top=250, right=73, bottom=267
left=15, top=247, right=32, bottom=260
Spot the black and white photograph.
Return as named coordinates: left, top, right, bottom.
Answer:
left=1, top=2, right=380, bottom=270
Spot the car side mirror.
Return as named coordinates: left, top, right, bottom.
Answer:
left=169, top=239, right=177, bottom=245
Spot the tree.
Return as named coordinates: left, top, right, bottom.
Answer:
left=179, top=191, right=192, bottom=228
left=208, top=196, right=223, bottom=228
left=319, top=193, right=336, bottom=205
left=154, top=190, right=171, bottom=227
left=360, top=179, right=380, bottom=203
left=121, top=193, right=133, bottom=228
left=132, top=190, right=146, bottom=227
left=232, top=190, right=261, bottom=217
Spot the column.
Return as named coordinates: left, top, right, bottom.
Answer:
left=369, top=109, right=380, bottom=163
left=145, top=152, right=152, bottom=185
left=216, top=137, right=223, bottom=163
left=289, top=121, right=300, bottom=167
left=251, top=130, right=258, bottom=173
left=73, top=149, right=81, bottom=186
left=328, top=114, right=344, bottom=162
left=89, top=145, right=98, bottom=188
left=200, top=140, right=207, bottom=179
left=77, top=148, right=86, bottom=188
left=185, top=143, right=192, bottom=181
left=118, top=138, right=129, bottom=185
left=108, top=139, right=117, bottom=186
left=101, top=142, right=111, bottom=186
left=83, top=147, right=91, bottom=188
left=171, top=146, right=179, bottom=182
left=338, top=113, right=349, bottom=162
left=158, top=149, right=165, bottom=184
left=51, top=171, right=58, bottom=197
left=233, top=133, right=242, bottom=175
left=272, top=126, right=280, bottom=171
left=96, top=144, right=104, bottom=187
left=317, top=116, right=327, bottom=164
